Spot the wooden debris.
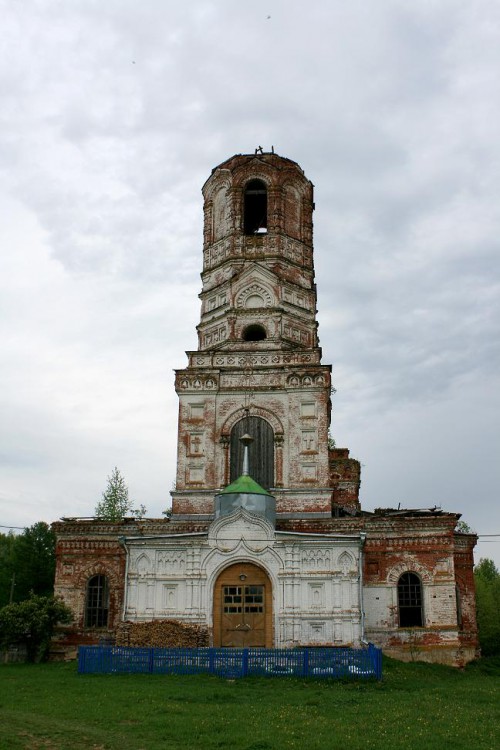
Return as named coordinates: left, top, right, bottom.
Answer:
left=116, top=619, right=209, bottom=648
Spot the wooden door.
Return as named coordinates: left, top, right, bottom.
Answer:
left=213, top=563, right=273, bottom=647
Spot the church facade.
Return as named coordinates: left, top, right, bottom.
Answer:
left=53, top=152, right=478, bottom=664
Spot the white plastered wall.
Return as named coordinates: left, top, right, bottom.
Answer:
left=123, top=509, right=364, bottom=647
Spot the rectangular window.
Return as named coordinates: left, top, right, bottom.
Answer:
left=223, top=585, right=264, bottom=614
left=223, top=586, right=242, bottom=613
left=244, top=585, right=264, bottom=613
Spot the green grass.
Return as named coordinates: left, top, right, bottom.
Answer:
left=0, top=657, right=499, bottom=750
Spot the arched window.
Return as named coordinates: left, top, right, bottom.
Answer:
left=85, top=574, right=109, bottom=628
left=230, top=416, right=274, bottom=489
left=397, top=572, right=423, bottom=627
left=244, top=179, right=267, bottom=235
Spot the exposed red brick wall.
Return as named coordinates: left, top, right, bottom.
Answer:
left=329, top=448, right=361, bottom=513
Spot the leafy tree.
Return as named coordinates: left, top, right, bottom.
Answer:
left=95, top=467, right=145, bottom=520
left=455, top=520, right=474, bottom=534
left=0, top=594, right=73, bottom=662
left=0, top=532, right=17, bottom=608
left=474, top=558, right=500, bottom=656
left=475, top=558, right=499, bottom=583
left=12, top=522, right=56, bottom=602
left=0, top=523, right=56, bottom=606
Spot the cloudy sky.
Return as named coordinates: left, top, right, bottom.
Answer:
left=1, top=0, right=499, bottom=565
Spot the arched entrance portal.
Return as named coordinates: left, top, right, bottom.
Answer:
left=213, top=562, right=273, bottom=647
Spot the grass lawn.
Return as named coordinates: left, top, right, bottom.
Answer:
left=0, top=657, right=499, bottom=750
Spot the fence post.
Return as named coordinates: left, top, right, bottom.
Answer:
left=367, top=643, right=382, bottom=680
left=77, top=646, right=84, bottom=673
left=303, top=648, right=309, bottom=677
left=376, top=646, right=382, bottom=680
left=209, top=647, right=215, bottom=675
left=242, top=648, right=249, bottom=677
left=149, top=648, right=154, bottom=674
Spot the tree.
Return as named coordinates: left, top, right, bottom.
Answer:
left=474, top=558, right=500, bottom=656
left=475, top=558, right=499, bottom=583
left=12, top=522, right=56, bottom=602
left=95, top=467, right=134, bottom=520
left=0, top=523, right=56, bottom=606
left=0, top=532, right=17, bottom=608
left=0, top=594, right=73, bottom=662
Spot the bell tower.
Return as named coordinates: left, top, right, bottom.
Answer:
left=172, top=151, right=335, bottom=520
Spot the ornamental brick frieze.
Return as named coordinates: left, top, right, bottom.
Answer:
left=282, top=321, right=312, bottom=347
left=301, top=549, right=333, bottom=570
left=281, top=285, right=315, bottom=312
left=201, top=290, right=229, bottom=315
left=243, top=233, right=274, bottom=254
left=286, top=371, right=329, bottom=388
left=60, top=540, right=123, bottom=551
left=175, top=373, right=218, bottom=391
left=156, top=551, right=186, bottom=574
left=219, top=371, right=284, bottom=389
left=364, top=536, right=451, bottom=548
left=187, top=354, right=213, bottom=367
left=203, top=237, right=235, bottom=270
left=184, top=351, right=321, bottom=369
left=281, top=237, right=312, bottom=267
left=204, top=234, right=280, bottom=269
left=200, top=322, right=228, bottom=349
left=454, top=535, right=477, bottom=549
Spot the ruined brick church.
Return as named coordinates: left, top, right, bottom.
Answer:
left=53, top=151, right=478, bottom=664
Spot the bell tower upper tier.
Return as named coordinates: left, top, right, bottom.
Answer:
left=173, top=151, right=336, bottom=517
left=198, top=152, right=318, bottom=353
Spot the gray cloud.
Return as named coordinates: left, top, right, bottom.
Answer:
left=1, top=0, right=499, bottom=564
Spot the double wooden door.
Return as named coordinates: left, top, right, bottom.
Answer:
left=213, top=563, right=272, bottom=648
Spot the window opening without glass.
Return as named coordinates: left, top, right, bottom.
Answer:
left=244, top=179, right=267, bottom=234
left=243, top=324, right=267, bottom=342
left=397, top=572, right=423, bottom=627
left=85, top=574, right=109, bottom=628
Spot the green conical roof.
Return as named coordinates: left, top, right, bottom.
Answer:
left=220, top=474, right=271, bottom=496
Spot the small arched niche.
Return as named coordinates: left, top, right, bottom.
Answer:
left=245, top=294, right=265, bottom=309
left=244, top=179, right=267, bottom=235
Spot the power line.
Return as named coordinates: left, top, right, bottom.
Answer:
left=0, top=524, right=26, bottom=530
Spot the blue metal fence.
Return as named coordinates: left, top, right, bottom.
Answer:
left=78, top=644, right=382, bottom=680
